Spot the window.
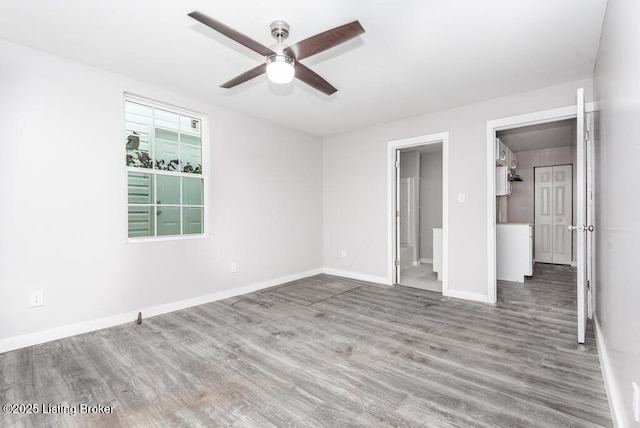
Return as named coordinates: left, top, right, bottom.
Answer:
left=125, top=97, right=205, bottom=239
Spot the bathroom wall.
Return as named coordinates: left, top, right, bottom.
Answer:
left=419, top=151, right=443, bottom=261
left=400, top=150, right=420, bottom=178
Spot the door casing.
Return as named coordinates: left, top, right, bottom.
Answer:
left=486, top=102, right=595, bottom=305
left=387, top=132, right=449, bottom=293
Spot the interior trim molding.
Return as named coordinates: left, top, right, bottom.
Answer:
left=594, top=316, right=623, bottom=427
left=442, top=288, right=488, bottom=304
left=0, top=268, right=324, bottom=354
left=322, top=268, right=389, bottom=286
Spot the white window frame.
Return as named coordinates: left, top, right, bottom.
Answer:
left=124, top=94, right=209, bottom=243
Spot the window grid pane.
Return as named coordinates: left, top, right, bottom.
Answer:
left=125, top=98, right=205, bottom=239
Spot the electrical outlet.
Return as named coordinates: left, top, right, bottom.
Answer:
left=230, top=262, right=237, bottom=273
left=30, top=290, right=43, bottom=307
left=341, top=250, right=347, bottom=258
left=633, top=381, right=640, bottom=422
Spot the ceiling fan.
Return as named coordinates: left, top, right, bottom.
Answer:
left=187, top=11, right=365, bottom=95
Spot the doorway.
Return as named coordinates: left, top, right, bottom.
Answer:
left=486, top=89, right=595, bottom=343
left=397, top=145, right=443, bottom=292
left=387, top=132, right=449, bottom=294
left=496, top=120, right=577, bottom=268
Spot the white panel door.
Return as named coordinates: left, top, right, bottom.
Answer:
left=534, top=165, right=572, bottom=265
left=552, top=165, right=572, bottom=265
left=534, top=167, right=553, bottom=263
left=573, top=87, right=588, bottom=344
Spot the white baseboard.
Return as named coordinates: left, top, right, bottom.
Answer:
left=1, top=267, right=498, bottom=354
left=322, top=268, right=390, bottom=285
left=442, top=288, right=488, bottom=303
left=323, top=269, right=491, bottom=304
left=594, top=315, right=623, bottom=427
left=420, top=258, right=433, bottom=264
left=0, top=268, right=323, bottom=354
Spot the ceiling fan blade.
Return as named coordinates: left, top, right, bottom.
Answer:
left=284, top=20, right=365, bottom=61
left=295, top=63, right=337, bottom=95
left=220, top=63, right=267, bottom=89
left=188, top=11, right=275, bottom=57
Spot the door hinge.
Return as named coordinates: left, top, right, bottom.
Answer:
left=395, top=259, right=400, bottom=267
left=395, top=160, right=400, bottom=168
left=396, top=210, right=400, bottom=219
left=584, top=130, right=590, bottom=142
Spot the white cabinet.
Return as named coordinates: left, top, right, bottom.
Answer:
left=495, top=165, right=512, bottom=196
left=495, top=138, right=507, bottom=166
left=496, top=223, right=533, bottom=283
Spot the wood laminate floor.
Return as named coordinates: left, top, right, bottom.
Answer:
left=0, top=263, right=611, bottom=427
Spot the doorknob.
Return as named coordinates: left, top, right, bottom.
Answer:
left=587, top=225, right=595, bottom=232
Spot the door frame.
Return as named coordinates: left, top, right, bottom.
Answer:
left=387, top=132, right=449, bottom=292
left=485, top=103, right=594, bottom=304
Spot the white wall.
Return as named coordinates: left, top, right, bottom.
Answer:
left=323, top=79, right=593, bottom=297
left=593, top=0, right=640, bottom=425
left=0, top=40, right=323, bottom=351
left=419, top=152, right=443, bottom=260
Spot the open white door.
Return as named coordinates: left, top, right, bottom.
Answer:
left=572, top=88, right=588, bottom=344
left=395, top=149, right=401, bottom=284
left=586, top=114, right=595, bottom=319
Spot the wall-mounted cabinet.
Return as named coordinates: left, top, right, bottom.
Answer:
left=495, top=165, right=512, bottom=196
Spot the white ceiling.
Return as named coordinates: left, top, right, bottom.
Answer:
left=0, top=0, right=607, bottom=137
left=498, top=119, right=576, bottom=153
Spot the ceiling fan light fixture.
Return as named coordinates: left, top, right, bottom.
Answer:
left=266, top=54, right=295, bottom=84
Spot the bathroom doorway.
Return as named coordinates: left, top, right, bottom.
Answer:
left=387, top=132, right=449, bottom=295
